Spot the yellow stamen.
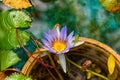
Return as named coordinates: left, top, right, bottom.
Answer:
left=52, top=41, right=67, bottom=52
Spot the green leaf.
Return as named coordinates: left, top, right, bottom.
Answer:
left=107, top=55, right=115, bottom=75
left=0, top=29, right=30, bottom=49
left=0, top=11, right=10, bottom=30
left=0, top=50, right=20, bottom=71
left=74, top=35, right=79, bottom=45
left=5, top=73, right=32, bottom=80
left=74, top=35, right=84, bottom=47
left=0, top=10, right=31, bottom=49
left=0, top=10, right=31, bottom=30
left=7, top=10, right=32, bottom=29
left=8, top=29, right=30, bottom=49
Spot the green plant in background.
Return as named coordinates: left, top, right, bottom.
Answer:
left=24, top=0, right=120, bottom=54
left=40, top=0, right=120, bottom=53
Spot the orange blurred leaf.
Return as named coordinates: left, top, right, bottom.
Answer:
left=3, top=0, right=32, bottom=9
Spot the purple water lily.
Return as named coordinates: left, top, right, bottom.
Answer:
left=41, top=25, right=75, bottom=73
left=42, top=26, right=74, bottom=54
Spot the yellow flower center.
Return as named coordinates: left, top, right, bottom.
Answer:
left=52, top=41, right=67, bottom=52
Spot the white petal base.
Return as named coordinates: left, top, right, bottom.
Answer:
left=58, top=54, right=66, bottom=73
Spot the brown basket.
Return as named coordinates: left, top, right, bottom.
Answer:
left=22, top=37, right=120, bottom=79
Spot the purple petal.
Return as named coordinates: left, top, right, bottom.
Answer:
left=42, top=46, right=49, bottom=50
left=67, top=31, right=74, bottom=41
left=65, top=45, right=72, bottom=52
left=68, top=37, right=74, bottom=44
left=60, top=26, right=67, bottom=41
left=43, top=46, right=56, bottom=53
left=41, top=39, right=51, bottom=47
left=44, top=32, right=53, bottom=42
left=48, top=28, right=53, bottom=36
left=53, top=27, right=58, bottom=36
left=52, top=27, right=58, bottom=40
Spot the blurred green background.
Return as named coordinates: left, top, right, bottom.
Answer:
left=29, top=0, right=120, bottom=53
left=0, top=0, right=120, bottom=69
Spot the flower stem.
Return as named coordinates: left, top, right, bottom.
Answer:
left=46, top=68, right=57, bottom=80
left=30, top=36, right=43, bottom=46
left=66, top=57, right=109, bottom=80
left=47, top=53, right=64, bottom=80
left=16, top=28, right=31, bottom=57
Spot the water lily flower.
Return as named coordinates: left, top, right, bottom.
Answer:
left=41, top=25, right=76, bottom=72
left=42, top=26, right=74, bottom=54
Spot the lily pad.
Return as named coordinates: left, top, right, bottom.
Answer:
left=5, top=73, right=32, bottom=80
left=0, top=50, right=20, bottom=71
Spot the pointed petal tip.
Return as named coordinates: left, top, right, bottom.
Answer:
left=58, top=54, right=67, bottom=73
left=63, top=25, right=67, bottom=28
left=63, top=68, right=67, bottom=73
left=60, top=26, right=67, bottom=40
left=67, top=31, right=74, bottom=40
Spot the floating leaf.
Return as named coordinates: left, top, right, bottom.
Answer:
left=0, top=50, right=21, bottom=71
left=5, top=73, right=32, bottom=80
left=7, top=10, right=32, bottom=29
left=3, top=0, right=32, bottom=9
left=0, top=29, right=30, bottom=49
left=0, top=10, right=32, bottom=30
left=107, top=54, right=115, bottom=75
left=0, top=10, right=31, bottom=49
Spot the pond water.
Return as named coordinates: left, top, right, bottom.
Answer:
left=29, top=0, right=120, bottom=53
left=0, top=0, right=120, bottom=70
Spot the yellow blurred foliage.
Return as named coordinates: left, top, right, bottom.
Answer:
left=3, top=0, right=32, bottom=9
